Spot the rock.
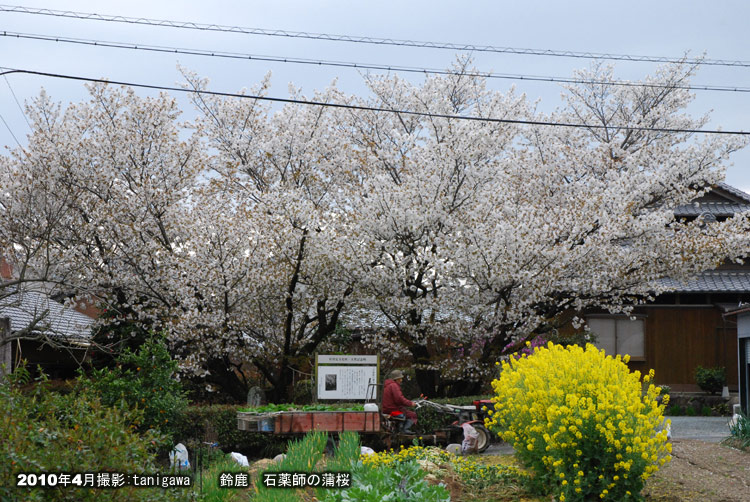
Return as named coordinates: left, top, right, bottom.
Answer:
left=445, top=443, right=461, bottom=455
left=417, top=459, right=440, bottom=472
left=253, top=458, right=276, bottom=471
left=360, top=446, right=375, bottom=456
left=273, top=453, right=287, bottom=464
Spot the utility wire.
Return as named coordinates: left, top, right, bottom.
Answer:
left=3, top=31, right=750, bottom=94
left=3, top=73, right=30, bottom=128
left=0, top=110, right=22, bottom=148
left=0, top=4, right=748, bottom=68
left=0, top=67, right=747, bottom=136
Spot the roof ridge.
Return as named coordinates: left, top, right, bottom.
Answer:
left=716, top=182, right=750, bottom=204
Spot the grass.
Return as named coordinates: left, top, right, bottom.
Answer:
left=189, top=436, right=736, bottom=502
left=197, top=454, right=252, bottom=502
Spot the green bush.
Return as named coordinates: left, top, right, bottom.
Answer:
left=291, top=379, right=315, bottom=404
left=712, top=403, right=730, bottom=416
left=666, top=405, right=684, bottom=416
left=701, top=406, right=713, bottom=417
left=728, top=413, right=750, bottom=448
left=431, top=395, right=493, bottom=406
left=254, top=431, right=329, bottom=502
left=694, top=366, right=726, bottom=395
left=1, top=367, right=184, bottom=502
left=172, top=404, right=286, bottom=457
left=685, top=406, right=697, bottom=417
left=196, top=454, right=247, bottom=502
left=84, top=334, right=187, bottom=442
left=321, top=459, right=450, bottom=502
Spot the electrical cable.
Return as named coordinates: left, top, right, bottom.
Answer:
left=3, top=31, right=750, bottom=94
left=0, top=66, right=747, bottom=136
left=0, top=4, right=748, bottom=68
left=3, top=73, right=30, bottom=128
left=0, top=110, right=22, bottom=148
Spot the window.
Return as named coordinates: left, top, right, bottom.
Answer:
left=586, top=316, right=645, bottom=359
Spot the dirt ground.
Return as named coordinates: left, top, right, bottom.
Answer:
left=644, top=440, right=750, bottom=501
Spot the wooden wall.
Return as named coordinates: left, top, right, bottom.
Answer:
left=639, top=306, right=738, bottom=391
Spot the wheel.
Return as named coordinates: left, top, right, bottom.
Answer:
left=474, top=424, right=491, bottom=453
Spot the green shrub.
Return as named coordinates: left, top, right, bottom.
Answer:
left=701, top=406, right=713, bottom=417
left=196, top=454, right=247, bottom=502
left=254, top=431, right=329, bottom=502
left=685, top=406, right=697, bottom=417
left=84, top=334, right=187, bottom=442
left=415, top=406, right=456, bottom=436
left=172, top=404, right=286, bottom=457
left=729, top=413, right=750, bottom=448
left=548, top=329, right=598, bottom=348
left=0, top=367, right=184, bottom=502
left=487, top=343, right=671, bottom=502
left=695, top=366, right=726, bottom=395
left=431, top=395, right=493, bottom=406
left=666, top=405, right=683, bottom=416
left=291, top=379, right=315, bottom=404
left=712, top=403, right=730, bottom=416
left=321, top=459, right=450, bottom=502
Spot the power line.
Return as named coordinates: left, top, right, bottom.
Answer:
left=3, top=73, right=30, bottom=128
left=0, top=110, right=22, bottom=148
left=1, top=67, right=747, bottom=136
left=4, top=31, right=750, bottom=94
left=0, top=4, right=748, bottom=68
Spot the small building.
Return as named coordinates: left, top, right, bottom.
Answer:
left=0, top=289, right=94, bottom=377
left=587, top=183, right=750, bottom=392
left=724, top=305, right=750, bottom=413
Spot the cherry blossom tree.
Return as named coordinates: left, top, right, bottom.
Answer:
left=1, top=60, right=747, bottom=400
left=342, top=61, right=748, bottom=394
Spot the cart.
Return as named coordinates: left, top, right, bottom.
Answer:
left=237, top=399, right=493, bottom=453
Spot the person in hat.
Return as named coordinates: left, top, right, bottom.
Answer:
left=382, top=369, right=418, bottom=433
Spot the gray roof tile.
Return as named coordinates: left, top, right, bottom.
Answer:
left=716, top=182, right=750, bottom=204
left=658, top=271, right=750, bottom=293
left=0, top=290, right=94, bottom=341
left=673, top=202, right=750, bottom=218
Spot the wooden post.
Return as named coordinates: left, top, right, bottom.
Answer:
left=0, top=317, right=11, bottom=376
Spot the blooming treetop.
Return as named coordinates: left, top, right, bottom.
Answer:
left=0, top=59, right=747, bottom=398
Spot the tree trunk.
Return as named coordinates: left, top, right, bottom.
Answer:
left=204, top=356, right=250, bottom=403
left=267, top=363, right=294, bottom=403
left=409, top=343, right=438, bottom=397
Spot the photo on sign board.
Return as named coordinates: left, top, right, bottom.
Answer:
left=325, top=374, right=337, bottom=391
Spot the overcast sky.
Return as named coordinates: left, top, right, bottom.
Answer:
left=1, top=1, right=748, bottom=190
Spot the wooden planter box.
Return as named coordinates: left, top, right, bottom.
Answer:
left=237, top=411, right=380, bottom=434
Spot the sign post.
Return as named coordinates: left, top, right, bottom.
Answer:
left=315, top=355, right=379, bottom=401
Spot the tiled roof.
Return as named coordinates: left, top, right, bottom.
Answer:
left=658, top=271, right=750, bottom=293
left=716, top=182, right=750, bottom=204
left=673, top=202, right=750, bottom=218
left=0, top=290, right=94, bottom=341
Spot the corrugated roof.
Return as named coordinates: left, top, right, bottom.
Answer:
left=0, top=290, right=94, bottom=341
left=658, top=271, right=750, bottom=293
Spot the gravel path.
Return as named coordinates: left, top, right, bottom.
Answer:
left=666, top=416, right=733, bottom=443
left=482, top=416, right=734, bottom=455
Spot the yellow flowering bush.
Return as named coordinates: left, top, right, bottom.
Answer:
left=487, top=342, right=671, bottom=502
